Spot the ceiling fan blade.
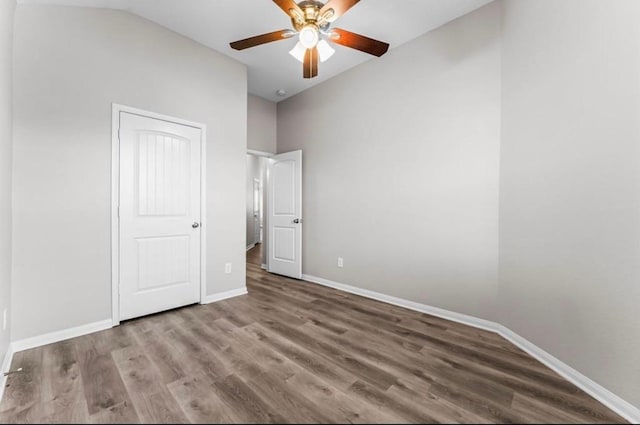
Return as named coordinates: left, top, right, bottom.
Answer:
left=329, top=28, right=389, bottom=57
left=319, top=0, right=360, bottom=23
left=230, top=30, right=295, bottom=50
left=273, top=0, right=304, bottom=19
left=303, top=47, right=318, bottom=79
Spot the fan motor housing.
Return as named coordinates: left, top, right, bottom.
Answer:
left=291, top=0, right=325, bottom=31
left=297, top=0, right=324, bottom=10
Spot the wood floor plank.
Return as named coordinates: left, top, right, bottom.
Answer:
left=347, top=379, right=443, bottom=423
left=260, top=317, right=400, bottom=390
left=206, top=301, right=254, bottom=328
left=419, top=343, right=624, bottom=423
left=243, top=322, right=361, bottom=392
left=511, top=393, right=590, bottom=424
left=389, top=378, right=493, bottom=424
left=283, top=369, right=404, bottom=424
left=91, top=324, right=135, bottom=355
left=163, top=325, right=232, bottom=382
left=428, top=379, right=525, bottom=424
left=0, top=244, right=628, bottom=424
left=244, top=295, right=310, bottom=328
left=313, top=296, right=563, bottom=385
left=0, top=348, right=44, bottom=414
left=307, top=299, right=426, bottom=352
left=87, top=400, right=140, bottom=424
left=0, top=403, right=42, bottom=424
left=248, top=276, right=319, bottom=305
left=249, top=371, right=335, bottom=424
left=112, top=346, right=189, bottom=424
left=174, top=309, right=230, bottom=352
left=300, top=320, right=519, bottom=411
left=72, top=333, right=133, bottom=416
left=224, top=323, right=300, bottom=381
left=167, top=377, right=237, bottom=424
left=40, top=340, right=90, bottom=423
left=128, top=325, right=186, bottom=384
left=211, top=374, right=287, bottom=424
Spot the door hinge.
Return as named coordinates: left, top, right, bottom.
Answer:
left=117, top=128, right=121, bottom=140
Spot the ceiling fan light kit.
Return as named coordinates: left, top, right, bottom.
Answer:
left=290, top=40, right=334, bottom=63
left=299, top=24, right=320, bottom=48
left=230, top=0, right=389, bottom=79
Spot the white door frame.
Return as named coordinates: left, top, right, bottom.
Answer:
left=111, top=104, right=207, bottom=326
left=247, top=149, right=274, bottom=158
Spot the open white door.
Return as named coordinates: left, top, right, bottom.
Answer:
left=268, top=150, right=302, bottom=279
left=118, top=112, right=202, bottom=321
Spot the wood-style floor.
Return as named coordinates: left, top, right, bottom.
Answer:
left=0, top=245, right=626, bottom=424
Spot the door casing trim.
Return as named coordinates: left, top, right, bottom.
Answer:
left=111, top=103, right=207, bottom=326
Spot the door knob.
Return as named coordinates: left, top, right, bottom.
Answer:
left=192, top=222, right=200, bottom=229
left=293, top=219, right=301, bottom=224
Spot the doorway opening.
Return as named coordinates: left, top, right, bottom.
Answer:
left=246, top=152, right=268, bottom=268
left=246, top=149, right=303, bottom=280
left=246, top=150, right=302, bottom=279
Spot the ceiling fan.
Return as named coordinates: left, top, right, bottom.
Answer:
left=230, top=0, right=390, bottom=79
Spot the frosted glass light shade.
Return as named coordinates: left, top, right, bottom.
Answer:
left=289, top=42, right=306, bottom=62
left=290, top=40, right=335, bottom=63
left=317, top=40, right=335, bottom=62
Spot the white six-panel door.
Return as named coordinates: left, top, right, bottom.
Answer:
left=118, top=112, right=202, bottom=321
left=268, top=150, right=302, bottom=279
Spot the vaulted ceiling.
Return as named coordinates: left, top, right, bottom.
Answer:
left=19, top=0, right=494, bottom=101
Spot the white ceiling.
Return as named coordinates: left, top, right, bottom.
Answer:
left=18, top=0, right=493, bottom=102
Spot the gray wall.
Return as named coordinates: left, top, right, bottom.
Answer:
left=277, top=0, right=640, bottom=409
left=12, top=5, right=247, bottom=340
left=248, top=94, right=277, bottom=154
left=499, top=0, right=640, bottom=408
left=0, top=0, right=15, bottom=363
left=246, top=94, right=275, bottom=265
left=278, top=2, right=502, bottom=321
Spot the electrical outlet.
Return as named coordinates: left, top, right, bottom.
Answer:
left=2, top=308, right=6, bottom=331
left=337, top=257, right=344, bottom=268
left=225, top=263, right=232, bottom=274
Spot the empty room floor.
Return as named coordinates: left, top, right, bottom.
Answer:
left=0, top=245, right=626, bottom=424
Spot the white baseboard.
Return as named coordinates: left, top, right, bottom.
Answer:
left=202, top=287, right=248, bottom=304
left=496, top=326, right=640, bottom=424
left=301, top=273, right=640, bottom=424
left=7, top=287, right=248, bottom=355
left=246, top=244, right=256, bottom=252
left=11, top=319, right=113, bottom=354
left=261, top=264, right=267, bottom=270
left=0, top=343, right=15, bottom=406
left=302, top=274, right=498, bottom=333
